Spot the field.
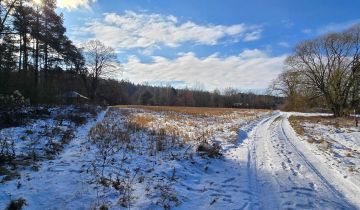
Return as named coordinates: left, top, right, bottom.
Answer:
left=0, top=106, right=359, bottom=210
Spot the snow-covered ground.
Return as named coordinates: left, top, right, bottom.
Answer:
left=0, top=106, right=359, bottom=209
left=287, top=114, right=360, bottom=208
left=248, top=113, right=359, bottom=209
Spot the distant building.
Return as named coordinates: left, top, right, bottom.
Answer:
left=58, top=91, right=89, bottom=104
left=233, top=103, right=249, bottom=108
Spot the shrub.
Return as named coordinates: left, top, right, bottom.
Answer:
left=6, top=198, right=26, bottom=210
left=156, top=128, right=166, bottom=151
left=0, top=90, right=29, bottom=112
left=320, top=141, right=331, bottom=150
left=61, top=129, right=75, bottom=144
left=0, top=91, right=30, bottom=128
left=55, top=114, right=87, bottom=126
left=68, top=115, right=87, bottom=125
left=307, top=138, right=316, bottom=144
left=0, top=137, right=16, bottom=165
left=99, top=204, right=108, bottom=210
left=197, top=142, right=222, bottom=158
left=155, top=181, right=181, bottom=210
left=2, top=170, right=20, bottom=182
left=0, top=166, right=11, bottom=176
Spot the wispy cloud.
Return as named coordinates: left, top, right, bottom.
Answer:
left=121, top=49, right=286, bottom=90
left=57, top=0, right=96, bottom=10
left=302, top=28, right=312, bottom=34
left=76, top=11, right=263, bottom=51
left=317, top=19, right=360, bottom=34
left=278, top=41, right=290, bottom=48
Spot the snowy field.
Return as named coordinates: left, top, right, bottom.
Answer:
left=0, top=106, right=359, bottom=210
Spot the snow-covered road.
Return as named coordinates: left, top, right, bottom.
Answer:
left=232, top=113, right=359, bottom=209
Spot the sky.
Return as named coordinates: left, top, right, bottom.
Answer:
left=56, top=0, right=360, bottom=92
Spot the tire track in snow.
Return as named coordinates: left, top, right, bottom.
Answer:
left=245, top=113, right=357, bottom=209
left=278, top=115, right=357, bottom=209
left=245, top=113, right=281, bottom=210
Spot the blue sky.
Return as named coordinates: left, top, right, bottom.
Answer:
left=56, top=0, right=360, bottom=91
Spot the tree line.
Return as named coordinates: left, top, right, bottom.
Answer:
left=96, top=81, right=282, bottom=109
left=0, top=0, right=282, bottom=109
left=271, top=24, right=360, bottom=117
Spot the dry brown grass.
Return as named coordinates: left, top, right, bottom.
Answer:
left=163, top=125, right=180, bottom=137
left=182, top=133, right=191, bottom=143
left=164, top=114, right=184, bottom=122
left=320, top=140, right=332, bottom=150
left=228, top=124, right=240, bottom=134
left=346, top=152, right=353, bottom=157
left=307, top=138, right=316, bottom=144
left=114, top=105, right=268, bottom=117
left=127, top=115, right=154, bottom=131
left=289, top=116, right=306, bottom=136
left=290, top=116, right=357, bottom=129
left=111, top=106, right=269, bottom=146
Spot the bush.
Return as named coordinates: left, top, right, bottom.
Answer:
left=156, top=128, right=166, bottom=151
left=0, top=90, right=29, bottom=112
left=197, top=142, right=222, bottom=158
left=99, top=204, right=108, bottom=210
left=0, top=137, right=16, bottom=165
left=68, top=115, right=87, bottom=125
left=55, top=114, right=87, bottom=125
left=156, top=182, right=181, bottom=210
left=0, top=91, right=30, bottom=128
left=6, top=198, right=26, bottom=210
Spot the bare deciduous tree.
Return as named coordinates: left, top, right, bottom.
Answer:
left=81, top=40, right=119, bottom=100
left=270, top=70, right=301, bottom=97
left=283, top=24, right=360, bottom=117
left=269, top=70, right=308, bottom=111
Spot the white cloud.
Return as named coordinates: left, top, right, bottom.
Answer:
left=239, top=48, right=267, bottom=59
left=77, top=11, right=263, bottom=50
left=57, top=0, right=96, bottom=10
left=243, top=28, right=262, bottom=41
left=121, top=49, right=286, bottom=90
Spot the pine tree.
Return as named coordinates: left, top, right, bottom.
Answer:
left=13, top=0, right=33, bottom=72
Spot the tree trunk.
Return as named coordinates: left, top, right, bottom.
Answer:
left=22, top=33, right=27, bottom=71
left=332, top=104, right=345, bottom=117
left=44, top=43, right=48, bottom=78
left=18, top=34, right=22, bottom=72
left=34, top=6, right=40, bottom=90
left=44, top=14, right=48, bottom=80
left=90, top=77, right=98, bottom=101
left=35, top=38, right=39, bottom=85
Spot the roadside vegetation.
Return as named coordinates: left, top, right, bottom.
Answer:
left=289, top=115, right=360, bottom=174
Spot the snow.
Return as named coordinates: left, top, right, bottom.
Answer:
left=0, top=106, right=104, bottom=209
left=0, top=107, right=359, bottom=209
left=284, top=113, right=360, bottom=208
